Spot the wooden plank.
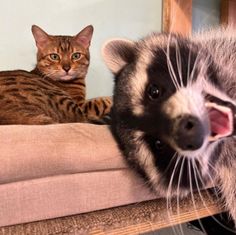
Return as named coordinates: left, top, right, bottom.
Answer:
left=90, top=204, right=222, bottom=235
left=163, top=0, right=192, bottom=36
left=89, top=191, right=223, bottom=235
left=220, top=0, right=236, bottom=27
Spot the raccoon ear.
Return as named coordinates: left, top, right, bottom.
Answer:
left=102, top=39, right=135, bottom=74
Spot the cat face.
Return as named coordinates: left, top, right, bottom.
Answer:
left=32, top=25, right=93, bottom=81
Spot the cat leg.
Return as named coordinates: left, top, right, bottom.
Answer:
left=81, top=96, right=112, bottom=121
left=24, top=114, right=56, bottom=124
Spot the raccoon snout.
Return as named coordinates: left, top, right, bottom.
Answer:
left=173, top=115, right=206, bottom=151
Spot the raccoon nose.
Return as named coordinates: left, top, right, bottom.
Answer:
left=174, top=115, right=205, bottom=151
left=62, top=65, right=71, bottom=72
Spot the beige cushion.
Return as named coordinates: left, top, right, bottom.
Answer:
left=0, top=123, right=157, bottom=227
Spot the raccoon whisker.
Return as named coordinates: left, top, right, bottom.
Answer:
left=166, top=154, right=182, bottom=198
left=186, top=43, right=192, bottom=87
left=200, top=167, right=219, bottom=201
left=163, top=35, right=179, bottom=90
left=162, top=47, right=179, bottom=90
left=192, top=160, right=235, bottom=233
left=191, top=159, right=210, bottom=234
left=161, top=152, right=178, bottom=177
left=174, top=39, right=184, bottom=88
left=199, top=54, right=212, bottom=79
left=193, top=159, right=219, bottom=201
left=206, top=160, right=218, bottom=175
left=166, top=154, right=182, bottom=233
left=190, top=46, right=210, bottom=88
left=188, top=47, right=203, bottom=86
left=166, top=34, right=180, bottom=90
left=195, top=159, right=219, bottom=198
left=189, top=159, right=211, bottom=234
left=163, top=155, right=183, bottom=235
left=176, top=156, right=186, bottom=235
left=202, top=55, right=214, bottom=78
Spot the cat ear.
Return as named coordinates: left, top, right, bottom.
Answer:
left=102, top=39, right=136, bottom=75
left=31, top=25, right=51, bottom=49
left=74, top=25, right=94, bottom=49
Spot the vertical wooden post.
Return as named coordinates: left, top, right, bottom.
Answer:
left=163, top=0, right=192, bottom=36
left=220, top=0, right=236, bottom=27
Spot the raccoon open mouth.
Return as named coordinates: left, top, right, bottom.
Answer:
left=206, top=102, right=234, bottom=142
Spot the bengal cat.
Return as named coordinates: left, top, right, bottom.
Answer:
left=31, top=25, right=112, bottom=122
left=0, top=25, right=111, bottom=124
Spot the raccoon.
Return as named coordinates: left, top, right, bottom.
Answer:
left=102, top=27, right=236, bottom=224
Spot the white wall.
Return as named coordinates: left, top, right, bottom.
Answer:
left=0, top=0, right=162, bottom=98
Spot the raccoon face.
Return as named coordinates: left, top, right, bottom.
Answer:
left=102, top=33, right=235, bottom=196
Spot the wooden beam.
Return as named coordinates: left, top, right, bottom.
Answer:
left=163, top=0, right=192, bottom=36
left=220, top=0, right=236, bottom=27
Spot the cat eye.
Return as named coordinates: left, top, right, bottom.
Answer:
left=49, top=53, right=60, bottom=61
left=71, top=52, right=81, bottom=60
left=147, top=84, right=161, bottom=100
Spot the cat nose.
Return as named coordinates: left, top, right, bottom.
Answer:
left=62, top=65, right=71, bottom=72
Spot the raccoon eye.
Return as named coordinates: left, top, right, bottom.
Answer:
left=71, top=52, right=81, bottom=60
left=155, top=140, right=166, bottom=151
left=49, top=53, right=60, bottom=61
left=147, top=84, right=160, bottom=100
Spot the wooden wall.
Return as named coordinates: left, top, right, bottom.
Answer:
left=221, top=0, right=236, bottom=27
left=162, top=0, right=192, bottom=35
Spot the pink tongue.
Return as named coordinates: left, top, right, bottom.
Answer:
left=209, top=109, right=230, bottom=136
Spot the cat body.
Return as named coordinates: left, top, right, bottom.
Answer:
left=0, top=70, right=85, bottom=124
left=102, top=27, right=236, bottom=224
